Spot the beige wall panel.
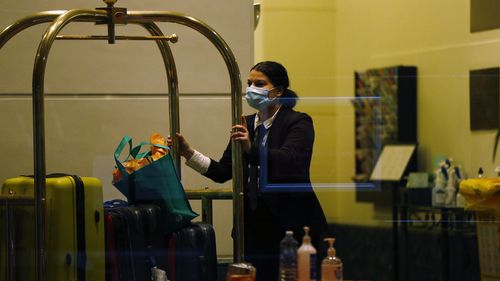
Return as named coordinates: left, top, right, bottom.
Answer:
left=0, top=0, right=253, bottom=94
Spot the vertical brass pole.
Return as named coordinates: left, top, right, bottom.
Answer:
left=140, top=23, right=181, bottom=175
left=31, top=9, right=107, bottom=281
left=128, top=12, right=244, bottom=261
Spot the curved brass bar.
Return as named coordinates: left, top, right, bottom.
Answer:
left=0, top=11, right=105, bottom=49
left=139, top=22, right=181, bottom=174
left=127, top=11, right=245, bottom=261
left=0, top=11, right=63, bottom=49
left=31, top=9, right=107, bottom=281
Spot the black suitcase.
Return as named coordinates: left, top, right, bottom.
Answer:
left=104, top=202, right=167, bottom=281
left=167, top=222, right=218, bottom=281
left=136, top=204, right=169, bottom=271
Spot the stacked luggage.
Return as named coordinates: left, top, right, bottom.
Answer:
left=104, top=201, right=168, bottom=281
left=1, top=178, right=218, bottom=281
left=104, top=200, right=218, bottom=281
left=166, top=223, right=218, bottom=281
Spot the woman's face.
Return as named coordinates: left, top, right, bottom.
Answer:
left=247, top=69, right=282, bottom=99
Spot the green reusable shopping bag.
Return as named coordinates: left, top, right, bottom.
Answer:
left=113, top=135, right=198, bottom=233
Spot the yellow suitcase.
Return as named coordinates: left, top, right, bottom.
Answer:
left=0, top=174, right=105, bottom=281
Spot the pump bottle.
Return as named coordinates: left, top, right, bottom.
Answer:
left=454, top=166, right=465, bottom=208
left=321, top=238, right=343, bottom=281
left=432, top=167, right=447, bottom=207
left=444, top=169, right=457, bottom=207
left=297, top=226, right=317, bottom=281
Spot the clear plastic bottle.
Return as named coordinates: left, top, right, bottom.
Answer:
left=297, top=226, right=317, bottom=281
left=444, top=169, right=457, bottom=207
left=432, top=168, right=446, bottom=207
left=279, top=231, right=298, bottom=281
left=321, top=238, right=343, bottom=281
left=454, top=166, right=465, bottom=208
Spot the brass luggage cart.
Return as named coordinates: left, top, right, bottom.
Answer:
left=0, top=1, right=246, bottom=280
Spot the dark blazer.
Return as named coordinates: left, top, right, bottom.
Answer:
left=203, top=107, right=327, bottom=235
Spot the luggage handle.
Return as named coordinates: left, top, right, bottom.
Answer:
left=131, top=141, right=169, bottom=159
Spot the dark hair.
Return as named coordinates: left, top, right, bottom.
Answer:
left=251, top=61, right=298, bottom=108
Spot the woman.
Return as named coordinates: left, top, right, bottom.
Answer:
left=172, top=61, right=327, bottom=281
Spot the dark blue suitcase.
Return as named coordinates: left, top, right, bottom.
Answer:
left=104, top=203, right=167, bottom=281
left=167, top=223, right=217, bottom=281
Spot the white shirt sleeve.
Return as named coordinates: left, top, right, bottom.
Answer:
left=185, top=149, right=211, bottom=174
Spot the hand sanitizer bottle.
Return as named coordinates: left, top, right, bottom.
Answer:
left=444, top=169, right=457, bottom=207
left=432, top=168, right=446, bottom=207
left=297, top=226, right=317, bottom=281
left=321, top=238, right=343, bottom=281
left=455, top=166, right=466, bottom=208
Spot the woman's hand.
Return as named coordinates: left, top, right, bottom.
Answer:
left=167, top=133, right=195, bottom=160
left=231, top=116, right=251, bottom=153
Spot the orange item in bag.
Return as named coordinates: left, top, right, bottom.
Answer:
left=150, top=132, right=169, bottom=161
left=112, top=133, right=170, bottom=182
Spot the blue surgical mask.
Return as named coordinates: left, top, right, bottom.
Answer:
left=245, top=86, right=277, bottom=111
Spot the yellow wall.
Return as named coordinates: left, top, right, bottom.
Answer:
left=255, top=0, right=376, bottom=225
left=255, top=0, right=500, bottom=225
left=335, top=0, right=499, bottom=177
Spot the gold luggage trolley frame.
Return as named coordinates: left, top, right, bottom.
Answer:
left=0, top=1, right=246, bottom=280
